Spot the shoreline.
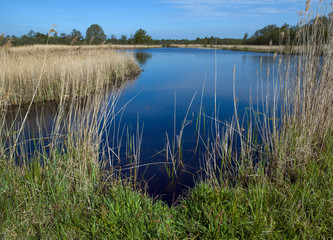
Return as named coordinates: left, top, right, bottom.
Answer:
left=112, top=43, right=284, bottom=53
left=9, top=44, right=285, bottom=53
left=1, top=38, right=331, bottom=238
left=169, top=44, right=285, bottom=53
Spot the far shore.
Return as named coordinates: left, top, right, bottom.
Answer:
left=111, top=43, right=286, bottom=53
left=8, top=44, right=286, bottom=53
left=110, top=44, right=284, bottom=53
left=169, top=44, right=284, bottom=53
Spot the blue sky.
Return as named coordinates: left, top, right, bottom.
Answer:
left=1, top=0, right=314, bottom=39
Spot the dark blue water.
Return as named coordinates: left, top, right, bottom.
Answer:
left=103, top=48, right=275, bottom=203
left=6, top=48, right=276, bottom=204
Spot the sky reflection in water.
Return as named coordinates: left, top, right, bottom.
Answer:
left=107, top=48, right=274, bottom=203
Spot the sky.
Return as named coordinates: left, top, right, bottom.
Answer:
left=0, top=0, right=318, bottom=39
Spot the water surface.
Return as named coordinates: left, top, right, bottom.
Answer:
left=7, top=48, right=275, bottom=204
left=109, top=48, right=274, bottom=203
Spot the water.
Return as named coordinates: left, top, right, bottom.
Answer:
left=105, top=48, right=274, bottom=203
left=7, top=48, right=275, bottom=204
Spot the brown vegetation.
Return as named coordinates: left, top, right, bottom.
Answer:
left=0, top=45, right=141, bottom=105
left=171, top=44, right=284, bottom=53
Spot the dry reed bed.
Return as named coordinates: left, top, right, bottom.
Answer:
left=0, top=45, right=140, bottom=105
left=108, top=44, right=162, bottom=49
left=9, top=44, right=162, bottom=54
left=171, top=44, right=284, bottom=52
left=271, top=11, right=333, bottom=178
left=201, top=4, right=333, bottom=182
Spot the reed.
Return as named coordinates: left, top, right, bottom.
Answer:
left=0, top=45, right=140, bottom=105
left=0, top=1, right=332, bottom=238
left=194, top=0, right=333, bottom=185
left=261, top=1, right=333, bottom=181
left=179, top=3, right=333, bottom=237
left=70, top=35, right=80, bottom=45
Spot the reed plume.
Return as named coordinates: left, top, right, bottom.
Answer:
left=89, top=36, right=96, bottom=44
left=305, top=0, right=310, bottom=12
left=48, top=28, right=57, bottom=37
left=0, top=33, right=5, bottom=41
left=4, top=38, right=12, bottom=48
left=71, top=35, right=80, bottom=45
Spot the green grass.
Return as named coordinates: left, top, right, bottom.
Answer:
left=0, top=151, right=175, bottom=239
left=218, top=45, right=281, bottom=54
left=1, top=2, right=333, bottom=238
left=1, top=130, right=332, bottom=239
left=177, top=130, right=332, bottom=239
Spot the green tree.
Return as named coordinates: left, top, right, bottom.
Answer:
left=247, top=24, right=282, bottom=45
left=109, top=34, right=117, bottom=44
left=133, top=29, right=152, bottom=45
left=35, top=32, right=48, bottom=44
left=71, top=29, right=83, bottom=41
left=242, top=32, right=248, bottom=44
left=27, top=30, right=36, bottom=39
left=120, top=35, right=127, bottom=44
left=202, top=37, right=208, bottom=47
left=86, top=24, right=106, bottom=44
left=209, top=36, right=215, bottom=45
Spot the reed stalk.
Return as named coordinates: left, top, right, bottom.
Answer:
left=0, top=45, right=140, bottom=105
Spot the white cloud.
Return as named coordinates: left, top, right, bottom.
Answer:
left=160, top=0, right=314, bottom=19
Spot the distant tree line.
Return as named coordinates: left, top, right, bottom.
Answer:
left=1, top=16, right=331, bottom=47
left=154, top=37, right=243, bottom=47
left=0, top=25, right=154, bottom=46
left=243, top=24, right=297, bottom=45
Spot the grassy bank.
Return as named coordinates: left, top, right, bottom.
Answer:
left=0, top=45, right=140, bottom=105
left=1, top=1, right=333, bottom=239
left=218, top=44, right=284, bottom=53
left=1, top=131, right=331, bottom=238
left=170, top=44, right=285, bottom=53
left=108, top=44, right=162, bottom=49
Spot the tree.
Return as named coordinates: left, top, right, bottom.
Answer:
left=194, top=37, right=201, bottom=44
left=242, top=32, right=248, bottom=44
left=27, top=30, right=36, bottom=39
left=202, top=37, right=208, bottom=47
left=120, top=35, right=127, bottom=44
left=58, top=33, right=71, bottom=44
left=110, top=34, right=117, bottom=44
left=86, top=24, right=106, bottom=43
left=248, top=24, right=280, bottom=45
left=209, top=36, right=215, bottom=45
left=70, top=29, right=83, bottom=41
left=133, top=29, right=152, bottom=45
left=35, top=32, right=48, bottom=44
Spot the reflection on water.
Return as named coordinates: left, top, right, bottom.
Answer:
left=3, top=101, right=61, bottom=165
left=3, top=76, right=139, bottom=164
left=4, top=48, right=278, bottom=205
left=114, top=48, right=277, bottom=204
left=134, top=52, right=153, bottom=66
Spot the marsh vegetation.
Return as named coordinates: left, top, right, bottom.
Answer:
left=0, top=1, right=333, bottom=238
left=0, top=45, right=140, bottom=105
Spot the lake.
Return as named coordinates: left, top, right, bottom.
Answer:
left=109, top=48, right=274, bottom=203
left=7, top=47, right=275, bottom=204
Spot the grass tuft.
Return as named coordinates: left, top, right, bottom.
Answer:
left=0, top=1, right=332, bottom=238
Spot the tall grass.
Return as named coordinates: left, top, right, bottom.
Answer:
left=0, top=38, right=144, bottom=238
left=197, top=1, right=333, bottom=185
left=254, top=2, right=333, bottom=182
left=0, top=1, right=332, bottom=238
left=0, top=45, right=140, bottom=105
left=178, top=3, right=333, bottom=237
